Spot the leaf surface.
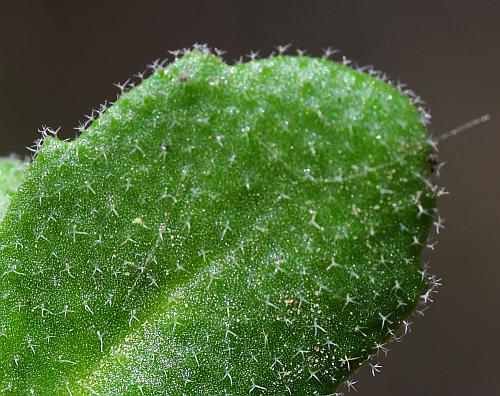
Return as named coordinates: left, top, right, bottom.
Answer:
left=0, top=157, right=26, bottom=221
left=0, top=50, right=435, bottom=395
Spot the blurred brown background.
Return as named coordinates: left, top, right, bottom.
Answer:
left=0, top=1, right=498, bottom=394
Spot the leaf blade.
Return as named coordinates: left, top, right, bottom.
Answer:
left=0, top=50, right=435, bottom=395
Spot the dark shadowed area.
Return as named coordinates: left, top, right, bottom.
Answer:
left=0, top=1, right=498, bottom=394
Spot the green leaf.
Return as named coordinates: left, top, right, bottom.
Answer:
left=0, top=49, right=435, bottom=395
left=0, top=157, right=26, bottom=221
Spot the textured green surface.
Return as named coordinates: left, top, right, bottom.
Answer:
left=0, top=157, right=26, bottom=221
left=0, top=50, right=435, bottom=395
